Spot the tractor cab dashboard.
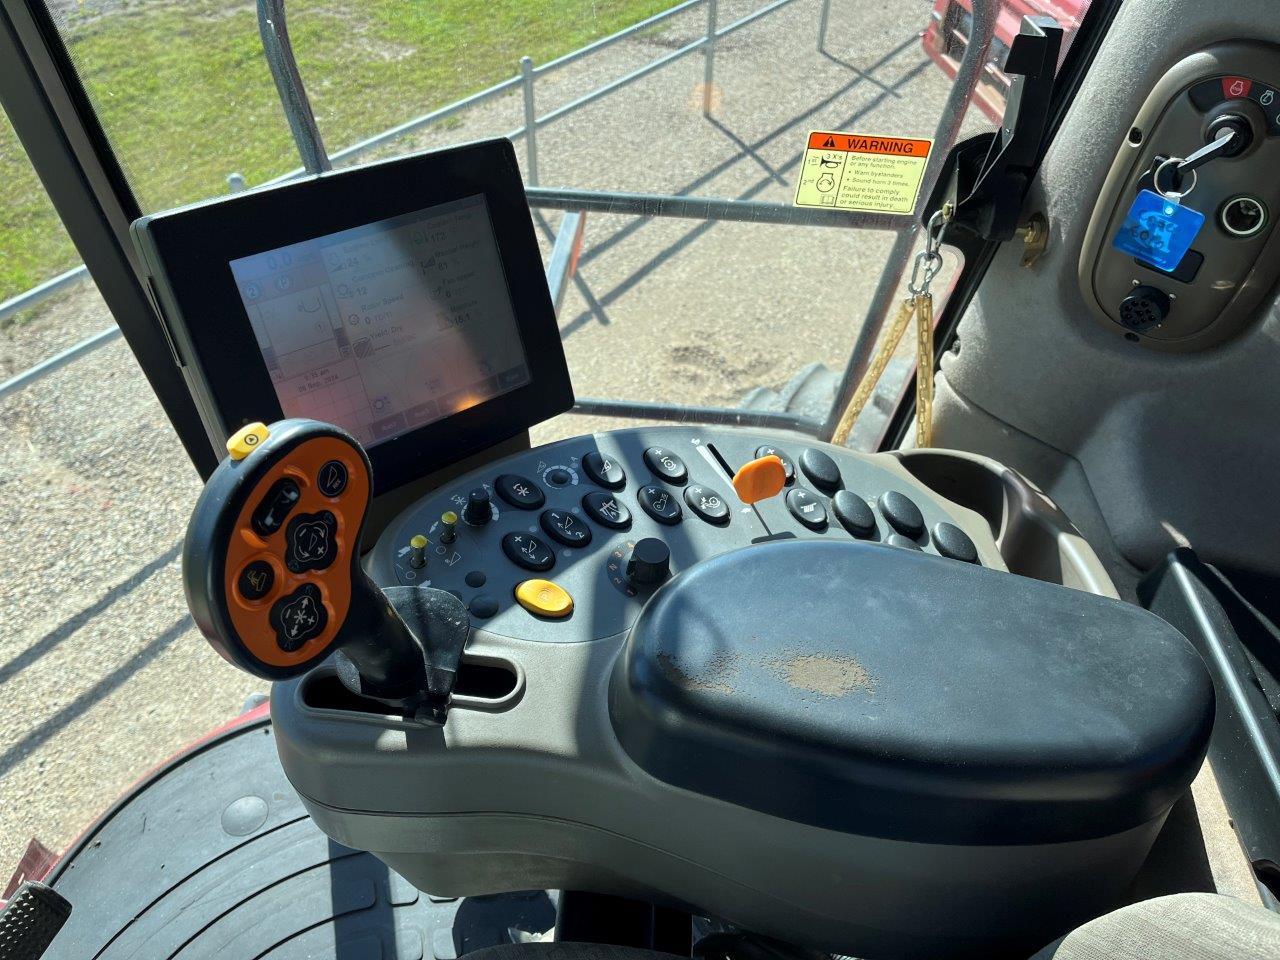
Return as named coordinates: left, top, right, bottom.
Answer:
left=142, top=140, right=1216, bottom=959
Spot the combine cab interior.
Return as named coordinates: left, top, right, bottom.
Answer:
left=2, top=0, right=1280, bottom=958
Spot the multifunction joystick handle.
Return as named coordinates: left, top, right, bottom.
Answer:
left=183, top=419, right=465, bottom=717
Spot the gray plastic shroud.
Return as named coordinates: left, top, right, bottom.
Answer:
left=270, top=428, right=1156, bottom=958
left=367, top=426, right=1005, bottom=643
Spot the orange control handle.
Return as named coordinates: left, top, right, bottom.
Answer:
left=183, top=419, right=425, bottom=696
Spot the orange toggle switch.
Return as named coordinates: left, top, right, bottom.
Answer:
left=732, top=455, right=787, bottom=504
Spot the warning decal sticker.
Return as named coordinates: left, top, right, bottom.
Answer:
left=794, top=131, right=933, bottom=214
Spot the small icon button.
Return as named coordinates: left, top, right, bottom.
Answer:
left=684, top=484, right=730, bottom=525
left=582, top=491, right=632, bottom=529
left=495, top=474, right=545, bottom=509
left=1223, top=76, right=1253, bottom=100
left=501, top=532, right=555, bottom=572
left=514, top=579, right=574, bottom=618
left=643, top=446, right=688, bottom=484
left=754, top=445, right=795, bottom=482
left=237, top=559, right=275, bottom=601
left=582, top=450, right=626, bottom=490
left=252, top=477, right=300, bottom=537
left=786, top=487, right=828, bottom=530
left=227, top=422, right=269, bottom=460
left=540, top=509, right=593, bottom=547
left=545, top=467, right=574, bottom=486
left=285, top=510, right=338, bottom=573
left=317, top=459, right=348, bottom=497
left=270, top=583, right=328, bottom=652
left=638, top=484, right=683, bottom=525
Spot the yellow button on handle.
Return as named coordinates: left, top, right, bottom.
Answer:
left=515, top=579, right=574, bottom=618
left=227, top=422, right=270, bottom=461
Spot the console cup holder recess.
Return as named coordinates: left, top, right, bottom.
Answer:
left=300, top=653, right=522, bottom=718
left=891, top=448, right=1119, bottom=598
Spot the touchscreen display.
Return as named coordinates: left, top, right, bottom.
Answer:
left=229, top=194, right=531, bottom=448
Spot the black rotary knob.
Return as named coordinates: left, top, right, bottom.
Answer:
left=626, top=537, right=670, bottom=587
left=463, top=487, right=493, bottom=525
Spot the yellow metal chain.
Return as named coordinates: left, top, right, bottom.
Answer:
left=913, top=290, right=935, bottom=448
left=831, top=208, right=949, bottom=449
left=830, top=295, right=917, bottom=447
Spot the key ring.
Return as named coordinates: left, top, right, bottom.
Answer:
left=1154, top=157, right=1198, bottom=202
left=908, top=250, right=943, bottom=295
left=908, top=207, right=950, bottom=295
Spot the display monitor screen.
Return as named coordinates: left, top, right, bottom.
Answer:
left=229, top=194, right=531, bottom=448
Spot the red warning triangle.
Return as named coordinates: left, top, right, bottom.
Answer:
left=822, top=136, right=836, bottom=148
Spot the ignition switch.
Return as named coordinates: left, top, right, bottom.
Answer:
left=1204, top=114, right=1253, bottom=157
left=1118, top=285, right=1171, bottom=332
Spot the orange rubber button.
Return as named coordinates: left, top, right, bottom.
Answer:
left=732, top=455, right=787, bottom=504
left=227, top=422, right=270, bottom=460
left=515, top=579, right=574, bottom=618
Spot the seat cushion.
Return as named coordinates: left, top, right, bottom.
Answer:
left=1029, top=893, right=1280, bottom=959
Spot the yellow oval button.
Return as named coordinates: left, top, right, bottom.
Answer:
left=227, top=422, right=270, bottom=461
left=515, top=579, right=574, bottom=618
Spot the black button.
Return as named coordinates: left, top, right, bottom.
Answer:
left=799, top=449, right=841, bottom=491
left=237, top=560, right=275, bottom=601
left=317, top=460, right=348, bottom=498
left=878, top=490, right=924, bottom=538
left=252, top=477, right=301, bottom=536
left=885, top=533, right=921, bottom=551
left=545, top=467, right=573, bottom=486
left=684, top=484, right=730, bottom=525
left=786, top=487, right=828, bottom=530
left=270, top=583, right=328, bottom=652
left=464, top=570, right=487, bottom=588
left=501, top=532, right=555, bottom=572
left=582, top=491, right=632, bottom=529
left=540, top=509, right=593, bottom=547
left=754, top=445, right=795, bottom=483
left=832, top=490, right=876, bottom=538
left=495, top=474, right=545, bottom=510
left=284, top=510, right=338, bottom=573
left=643, top=447, right=688, bottom=484
left=583, top=451, right=626, bottom=490
left=932, top=522, right=979, bottom=563
left=638, top=484, right=683, bottom=524
left=468, top=594, right=499, bottom=619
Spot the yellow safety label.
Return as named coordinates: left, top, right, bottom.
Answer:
left=794, top=131, right=933, bottom=214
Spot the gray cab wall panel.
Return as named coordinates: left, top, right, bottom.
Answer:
left=939, top=3, right=1280, bottom=573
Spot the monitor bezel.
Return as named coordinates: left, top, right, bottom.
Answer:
left=133, top=139, right=573, bottom=494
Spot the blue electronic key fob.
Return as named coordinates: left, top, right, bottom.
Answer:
left=1112, top=189, right=1205, bottom=272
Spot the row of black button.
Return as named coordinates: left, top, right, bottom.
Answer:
left=500, top=481, right=731, bottom=573
left=783, top=484, right=977, bottom=562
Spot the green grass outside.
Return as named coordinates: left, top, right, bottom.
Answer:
left=0, top=0, right=673, bottom=306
